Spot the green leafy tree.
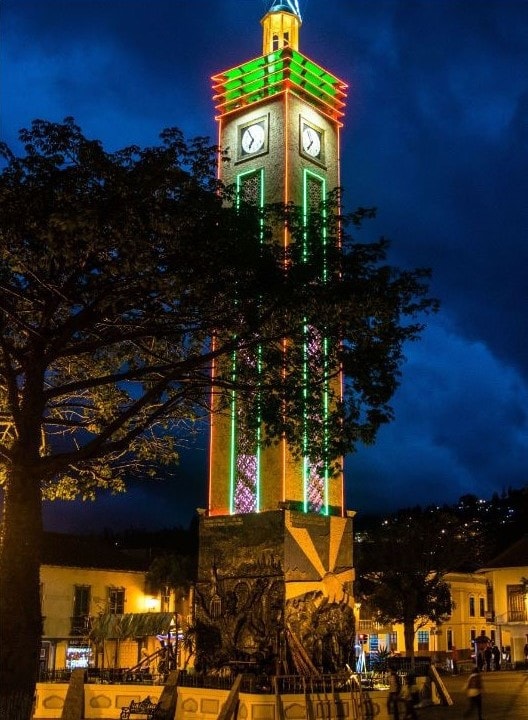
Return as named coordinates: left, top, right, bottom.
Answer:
left=146, top=553, right=194, bottom=611
left=356, top=507, right=481, bottom=663
left=0, top=118, right=436, bottom=719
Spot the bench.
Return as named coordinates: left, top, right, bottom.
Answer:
left=120, top=696, right=161, bottom=719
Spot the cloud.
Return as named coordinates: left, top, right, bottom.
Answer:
left=347, top=314, right=528, bottom=513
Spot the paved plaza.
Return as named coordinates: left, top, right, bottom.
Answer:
left=420, top=670, right=528, bottom=720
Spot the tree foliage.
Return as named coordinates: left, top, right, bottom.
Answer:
left=146, top=553, right=194, bottom=605
left=356, top=506, right=482, bottom=660
left=0, top=118, right=436, bottom=718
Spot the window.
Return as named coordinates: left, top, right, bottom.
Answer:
left=479, top=597, right=485, bottom=617
left=161, top=587, right=171, bottom=613
left=470, top=629, right=476, bottom=643
left=447, top=629, right=453, bottom=651
left=417, top=630, right=429, bottom=652
left=507, top=585, right=525, bottom=622
left=71, top=585, right=91, bottom=635
left=389, top=632, right=398, bottom=653
left=369, top=634, right=379, bottom=653
left=108, top=587, right=125, bottom=615
left=272, top=34, right=279, bottom=51
left=74, top=585, right=90, bottom=617
left=469, top=596, right=475, bottom=617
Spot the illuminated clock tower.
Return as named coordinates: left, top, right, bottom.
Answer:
left=196, top=1, right=355, bottom=674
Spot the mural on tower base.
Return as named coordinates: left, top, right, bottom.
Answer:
left=195, top=509, right=355, bottom=674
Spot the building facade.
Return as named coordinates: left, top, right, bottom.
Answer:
left=477, top=535, right=528, bottom=666
left=39, top=534, right=191, bottom=675
left=357, top=539, right=528, bottom=669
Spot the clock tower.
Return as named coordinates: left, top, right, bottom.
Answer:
left=196, top=1, right=355, bottom=674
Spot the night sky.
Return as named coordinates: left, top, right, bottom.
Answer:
left=2, top=0, right=528, bottom=532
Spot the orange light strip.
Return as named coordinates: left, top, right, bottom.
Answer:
left=337, top=123, right=346, bottom=517
left=208, top=343, right=215, bottom=513
left=213, top=79, right=346, bottom=114
left=214, top=87, right=346, bottom=125
left=208, top=118, right=224, bottom=515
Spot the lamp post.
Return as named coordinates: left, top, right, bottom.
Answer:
left=430, top=627, right=441, bottom=665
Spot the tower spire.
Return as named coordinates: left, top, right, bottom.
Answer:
left=261, top=0, right=302, bottom=54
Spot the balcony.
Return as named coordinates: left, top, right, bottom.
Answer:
left=70, top=615, right=91, bottom=636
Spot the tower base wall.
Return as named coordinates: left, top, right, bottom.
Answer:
left=195, top=509, right=355, bottom=674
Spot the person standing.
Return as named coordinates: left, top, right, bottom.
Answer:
left=483, top=644, right=492, bottom=671
left=451, top=645, right=459, bottom=674
left=401, top=673, right=419, bottom=719
left=463, top=667, right=483, bottom=720
left=491, top=643, right=500, bottom=671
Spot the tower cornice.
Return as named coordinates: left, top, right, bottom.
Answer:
left=212, top=47, right=347, bottom=125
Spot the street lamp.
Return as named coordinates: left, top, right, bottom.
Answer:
left=354, top=603, right=366, bottom=673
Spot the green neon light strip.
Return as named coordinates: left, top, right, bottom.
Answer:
left=290, top=50, right=345, bottom=91
left=213, top=48, right=346, bottom=118
left=212, top=52, right=276, bottom=83
left=215, top=59, right=343, bottom=103
left=213, top=49, right=345, bottom=94
left=214, top=59, right=286, bottom=94
left=256, top=343, right=263, bottom=512
left=302, top=320, right=309, bottom=513
left=229, top=350, right=237, bottom=515
left=215, top=71, right=344, bottom=108
left=256, top=169, right=265, bottom=512
left=232, top=168, right=265, bottom=513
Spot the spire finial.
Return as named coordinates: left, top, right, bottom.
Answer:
left=267, top=1, right=302, bottom=20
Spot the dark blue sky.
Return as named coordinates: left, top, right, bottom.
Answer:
left=2, top=0, right=528, bottom=532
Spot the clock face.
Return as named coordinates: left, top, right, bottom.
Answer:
left=241, top=123, right=266, bottom=154
left=302, top=125, right=322, bottom=158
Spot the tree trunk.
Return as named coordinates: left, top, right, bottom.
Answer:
left=404, top=620, right=415, bottom=665
left=0, top=460, right=44, bottom=720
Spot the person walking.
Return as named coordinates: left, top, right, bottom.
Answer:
left=463, top=667, right=483, bottom=720
left=387, top=668, right=402, bottom=719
